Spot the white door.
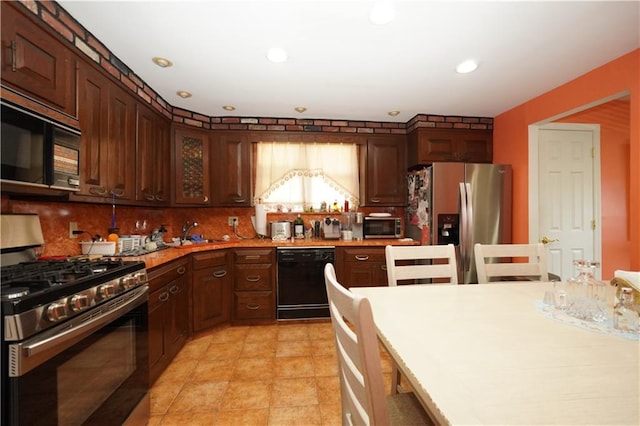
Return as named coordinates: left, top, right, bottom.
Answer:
left=537, top=125, right=599, bottom=279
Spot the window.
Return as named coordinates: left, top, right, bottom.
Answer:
left=255, top=142, right=359, bottom=210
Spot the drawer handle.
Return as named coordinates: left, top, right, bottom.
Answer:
left=169, top=285, right=180, bottom=294
left=159, top=292, right=170, bottom=302
left=89, top=186, right=108, bottom=196
left=203, top=195, right=209, bottom=203
left=370, top=198, right=381, bottom=203
left=244, top=255, right=261, bottom=260
left=144, top=193, right=155, bottom=201
left=234, top=198, right=246, bottom=203
left=246, top=303, right=260, bottom=310
left=355, top=255, right=370, bottom=261
left=176, top=266, right=186, bottom=275
left=111, top=189, right=125, bottom=198
left=155, top=194, right=165, bottom=202
left=246, top=275, right=261, bottom=282
left=213, top=270, right=227, bottom=278
left=381, top=265, right=387, bottom=271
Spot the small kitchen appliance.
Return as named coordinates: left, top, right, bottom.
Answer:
left=363, top=215, right=402, bottom=239
left=322, top=217, right=341, bottom=239
left=270, top=221, right=292, bottom=239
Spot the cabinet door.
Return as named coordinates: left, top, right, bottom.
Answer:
left=1, top=2, right=76, bottom=115
left=148, top=286, right=169, bottom=385
left=168, top=274, right=189, bottom=352
left=173, top=127, right=211, bottom=204
left=106, top=84, right=136, bottom=200
left=457, top=131, right=492, bottom=163
left=76, top=64, right=110, bottom=197
left=193, top=259, right=231, bottom=331
left=136, top=104, right=170, bottom=204
left=364, top=137, right=406, bottom=206
left=214, top=132, right=251, bottom=206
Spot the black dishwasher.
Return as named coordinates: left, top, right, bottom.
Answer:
left=276, top=247, right=335, bottom=320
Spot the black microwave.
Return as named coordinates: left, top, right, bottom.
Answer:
left=363, top=216, right=402, bottom=239
left=1, top=101, right=81, bottom=193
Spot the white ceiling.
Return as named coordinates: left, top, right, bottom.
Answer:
left=58, top=1, right=639, bottom=123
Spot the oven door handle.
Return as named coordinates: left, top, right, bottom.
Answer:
left=9, top=286, right=148, bottom=377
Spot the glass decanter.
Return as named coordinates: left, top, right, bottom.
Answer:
left=566, top=260, right=608, bottom=322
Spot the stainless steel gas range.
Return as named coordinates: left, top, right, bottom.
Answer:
left=1, top=214, right=150, bottom=425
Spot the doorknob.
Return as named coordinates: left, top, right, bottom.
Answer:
left=541, top=236, right=559, bottom=244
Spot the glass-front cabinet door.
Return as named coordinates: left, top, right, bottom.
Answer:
left=173, top=127, right=210, bottom=205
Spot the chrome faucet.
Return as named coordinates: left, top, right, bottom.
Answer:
left=181, top=221, right=199, bottom=243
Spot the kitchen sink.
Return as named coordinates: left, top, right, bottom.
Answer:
left=173, top=239, right=233, bottom=249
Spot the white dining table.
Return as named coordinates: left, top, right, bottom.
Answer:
left=352, top=282, right=640, bottom=425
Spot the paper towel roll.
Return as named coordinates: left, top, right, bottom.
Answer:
left=254, top=204, right=267, bottom=236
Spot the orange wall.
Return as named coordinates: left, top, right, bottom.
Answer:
left=493, top=49, right=640, bottom=276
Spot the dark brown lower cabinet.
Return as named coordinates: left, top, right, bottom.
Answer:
left=335, top=247, right=388, bottom=288
left=232, top=248, right=275, bottom=323
left=192, top=250, right=232, bottom=331
left=148, top=258, right=190, bottom=385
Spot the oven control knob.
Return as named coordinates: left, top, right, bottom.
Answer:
left=97, top=283, right=117, bottom=299
left=120, top=275, right=136, bottom=289
left=134, top=272, right=147, bottom=284
left=68, top=294, right=89, bottom=312
left=46, top=302, right=68, bottom=322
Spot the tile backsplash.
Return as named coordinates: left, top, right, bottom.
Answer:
left=1, top=196, right=404, bottom=256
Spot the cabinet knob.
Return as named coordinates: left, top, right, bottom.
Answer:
left=111, top=188, right=125, bottom=197
left=203, top=195, right=209, bottom=202
left=159, top=292, right=170, bottom=302
left=176, top=266, right=186, bottom=274
left=169, top=285, right=179, bottom=294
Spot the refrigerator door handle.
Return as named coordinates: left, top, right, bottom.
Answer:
left=465, top=182, right=474, bottom=272
left=459, top=182, right=468, bottom=270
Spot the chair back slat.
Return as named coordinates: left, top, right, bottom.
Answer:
left=385, top=244, right=458, bottom=285
left=474, top=243, right=549, bottom=283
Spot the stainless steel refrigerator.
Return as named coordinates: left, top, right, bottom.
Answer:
left=406, top=163, right=512, bottom=283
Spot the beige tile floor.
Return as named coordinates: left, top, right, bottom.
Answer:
left=147, top=320, right=395, bottom=425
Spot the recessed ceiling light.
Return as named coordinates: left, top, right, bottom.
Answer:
left=152, top=57, right=172, bottom=68
left=370, top=1, right=397, bottom=25
left=388, top=110, right=400, bottom=116
left=222, top=105, right=236, bottom=111
left=266, top=47, right=288, bottom=63
left=294, top=107, right=307, bottom=113
left=176, top=90, right=192, bottom=99
left=456, top=60, right=479, bottom=74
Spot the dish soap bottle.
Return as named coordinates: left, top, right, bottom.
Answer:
left=294, top=214, right=304, bottom=238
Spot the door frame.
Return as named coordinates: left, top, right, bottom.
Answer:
left=528, top=122, right=602, bottom=278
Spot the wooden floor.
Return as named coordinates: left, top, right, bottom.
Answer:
left=147, top=320, right=395, bottom=425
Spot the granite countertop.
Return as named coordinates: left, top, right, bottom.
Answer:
left=129, top=237, right=419, bottom=269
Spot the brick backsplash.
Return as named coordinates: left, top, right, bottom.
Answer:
left=16, top=0, right=493, bottom=134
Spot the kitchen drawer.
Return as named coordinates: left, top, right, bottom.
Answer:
left=342, top=247, right=386, bottom=263
left=234, top=291, right=274, bottom=320
left=234, top=264, right=272, bottom=291
left=192, top=250, right=228, bottom=270
left=233, top=248, right=274, bottom=264
left=147, top=258, right=189, bottom=293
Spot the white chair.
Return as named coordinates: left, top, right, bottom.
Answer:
left=385, top=244, right=458, bottom=286
left=474, top=243, right=549, bottom=284
left=324, top=263, right=431, bottom=426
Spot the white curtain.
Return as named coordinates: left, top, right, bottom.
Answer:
left=255, top=142, right=359, bottom=206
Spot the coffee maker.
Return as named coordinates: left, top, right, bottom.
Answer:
left=322, top=217, right=341, bottom=239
